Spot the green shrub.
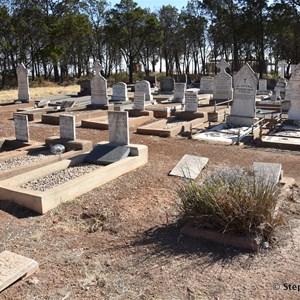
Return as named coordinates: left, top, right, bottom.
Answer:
left=176, top=167, right=282, bottom=239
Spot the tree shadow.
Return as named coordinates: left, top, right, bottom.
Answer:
left=0, top=200, right=39, bottom=218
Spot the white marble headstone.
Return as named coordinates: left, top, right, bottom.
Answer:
left=173, top=83, right=186, bottom=103
left=200, top=76, right=214, bottom=93
left=213, top=59, right=233, bottom=100
left=288, top=63, right=300, bottom=121
left=112, top=82, right=128, bottom=102
left=60, top=115, right=76, bottom=140
left=185, top=92, right=198, bottom=112
left=14, top=114, right=29, bottom=142
left=17, top=63, right=30, bottom=101
left=91, top=60, right=108, bottom=105
left=258, top=79, right=267, bottom=93
left=135, top=80, right=153, bottom=101
left=108, top=111, right=129, bottom=145
left=133, top=92, right=145, bottom=111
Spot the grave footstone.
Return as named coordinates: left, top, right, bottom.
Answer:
left=160, top=77, right=174, bottom=93
left=14, top=114, right=29, bottom=142
left=17, top=63, right=30, bottom=102
left=108, top=111, right=129, bottom=145
left=213, top=59, right=233, bottom=101
left=111, top=82, right=128, bottom=102
left=169, top=154, right=209, bottom=179
left=135, top=80, right=153, bottom=101
left=133, top=92, right=145, bottom=111
left=288, top=63, right=300, bottom=122
left=226, top=63, right=258, bottom=127
left=91, top=60, right=108, bottom=106
left=173, top=83, right=186, bottom=103
left=252, top=162, right=282, bottom=185
left=0, top=250, right=39, bottom=292
left=60, top=114, right=76, bottom=140
left=185, top=92, right=198, bottom=112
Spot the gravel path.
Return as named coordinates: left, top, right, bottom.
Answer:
left=0, top=150, right=55, bottom=170
left=21, top=163, right=102, bottom=191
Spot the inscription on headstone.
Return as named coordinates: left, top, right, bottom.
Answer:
left=91, top=60, right=108, bottom=105
left=133, top=92, right=145, bottom=111
left=60, top=115, right=76, bottom=140
left=108, top=111, right=129, bottom=145
left=14, top=114, right=29, bottom=142
left=173, top=83, right=186, bottom=103
left=135, top=80, right=153, bottom=101
left=185, top=92, right=198, bottom=112
left=17, top=63, right=30, bottom=101
left=112, top=82, right=128, bottom=102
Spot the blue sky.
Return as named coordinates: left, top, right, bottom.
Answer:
left=108, top=0, right=186, bottom=11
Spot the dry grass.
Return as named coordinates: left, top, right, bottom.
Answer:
left=0, top=85, right=80, bottom=102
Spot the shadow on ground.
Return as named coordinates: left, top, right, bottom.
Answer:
left=0, top=200, right=39, bottom=218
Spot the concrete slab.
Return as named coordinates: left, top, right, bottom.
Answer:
left=169, top=154, right=208, bottom=179
left=252, top=162, right=282, bottom=185
left=0, top=250, right=39, bottom=292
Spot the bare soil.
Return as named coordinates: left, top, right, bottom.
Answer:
left=0, top=98, right=300, bottom=300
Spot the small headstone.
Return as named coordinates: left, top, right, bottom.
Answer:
left=173, top=83, right=186, bottom=103
left=169, top=154, right=209, bottom=179
left=257, top=79, right=268, bottom=95
left=185, top=92, right=198, bottom=112
left=111, top=82, right=128, bottom=102
left=135, top=80, right=153, bottom=101
left=213, top=59, right=233, bottom=100
left=14, top=114, right=29, bottom=142
left=0, top=250, right=39, bottom=292
left=252, top=162, right=282, bottom=185
left=60, top=114, right=76, bottom=140
left=133, top=92, right=145, bottom=110
left=288, top=63, right=300, bottom=121
left=85, top=144, right=130, bottom=165
left=17, top=63, right=30, bottom=101
left=91, top=60, right=108, bottom=105
left=37, top=99, right=50, bottom=108
left=160, top=77, right=175, bottom=93
left=200, top=76, right=214, bottom=93
left=108, top=111, right=129, bottom=145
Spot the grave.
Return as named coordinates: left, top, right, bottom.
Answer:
left=111, top=82, right=128, bottom=102
left=160, top=77, right=175, bottom=94
left=14, top=114, right=29, bottom=142
left=213, top=59, right=233, bottom=101
left=173, top=83, right=186, bottom=103
left=199, top=76, right=214, bottom=94
left=169, top=154, right=209, bottom=179
left=135, top=80, right=153, bottom=101
left=0, top=112, right=148, bottom=214
left=17, top=63, right=30, bottom=102
left=0, top=250, right=39, bottom=292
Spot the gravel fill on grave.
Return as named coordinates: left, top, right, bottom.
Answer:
left=0, top=150, right=56, bottom=171
left=21, top=163, right=103, bottom=191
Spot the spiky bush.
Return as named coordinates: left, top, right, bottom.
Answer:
left=177, top=167, right=282, bottom=238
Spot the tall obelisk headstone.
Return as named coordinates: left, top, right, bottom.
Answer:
left=17, top=63, right=30, bottom=102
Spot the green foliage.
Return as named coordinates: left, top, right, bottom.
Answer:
left=176, top=167, right=282, bottom=239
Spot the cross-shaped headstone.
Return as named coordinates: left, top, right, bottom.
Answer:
left=93, top=60, right=103, bottom=76
left=216, top=58, right=230, bottom=73
left=278, top=60, right=288, bottom=78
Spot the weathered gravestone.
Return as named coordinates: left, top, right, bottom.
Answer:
left=169, top=154, right=209, bottom=179
left=173, top=83, right=186, bottom=103
left=17, top=63, right=30, bottom=102
left=257, top=79, right=268, bottom=95
left=160, top=77, right=175, bottom=93
left=91, top=60, right=108, bottom=106
left=226, top=63, right=258, bottom=127
left=213, top=59, right=233, bottom=101
left=252, top=162, right=282, bottom=185
left=185, top=92, right=198, bottom=112
left=200, top=76, right=214, bottom=94
left=60, top=114, right=76, bottom=140
left=0, top=250, right=39, bottom=292
left=108, top=111, right=129, bottom=145
left=14, top=114, right=29, bottom=142
left=133, top=92, right=145, bottom=111
left=111, top=82, right=128, bottom=102
left=288, top=63, right=300, bottom=122
left=135, top=80, right=153, bottom=101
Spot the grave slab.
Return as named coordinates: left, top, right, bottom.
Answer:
left=0, top=250, right=39, bottom=292
left=85, top=144, right=130, bottom=165
left=252, top=162, right=282, bottom=185
left=169, top=154, right=208, bottom=179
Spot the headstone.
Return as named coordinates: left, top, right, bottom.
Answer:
left=257, top=79, right=268, bottom=95
left=37, top=99, right=50, bottom=108
left=288, top=63, right=300, bottom=121
left=111, top=82, right=128, bottom=102
left=173, top=83, right=186, bottom=103
left=200, top=76, right=214, bottom=94
left=14, top=114, right=29, bottom=142
left=78, top=79, right=91, bottom=96
left=59, top=114, right=76, bottom=140
left=91, top=60, right=108, bottom=105
left=226, top=63, right=258, bottom=127
left=133, top=92, right=145, bottom=111
left=252, top=162, right=282, bottom=185
left=0, top=250, right=39, bottom=292
left=173, top=74, right=187, bottom=83
left=135, top=80, right=153, bottom=101
left=17, top=63, right=30, bottom=101
left=213, top=59, right=233, bottom=100
left=169, top=154, right=209, bottom=179
left=144, top=75, right=157, bottom=88
left=271, top=60, right=288, bottom=100
left=160, top=77, right=175, bottom=93
left=108, top=111, right=129, bottom=145
left=185, top=92, right=198, bottom=112
left=278, top=60, right=288, bottom=79
left=85, top=144, right=130, bottom=165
